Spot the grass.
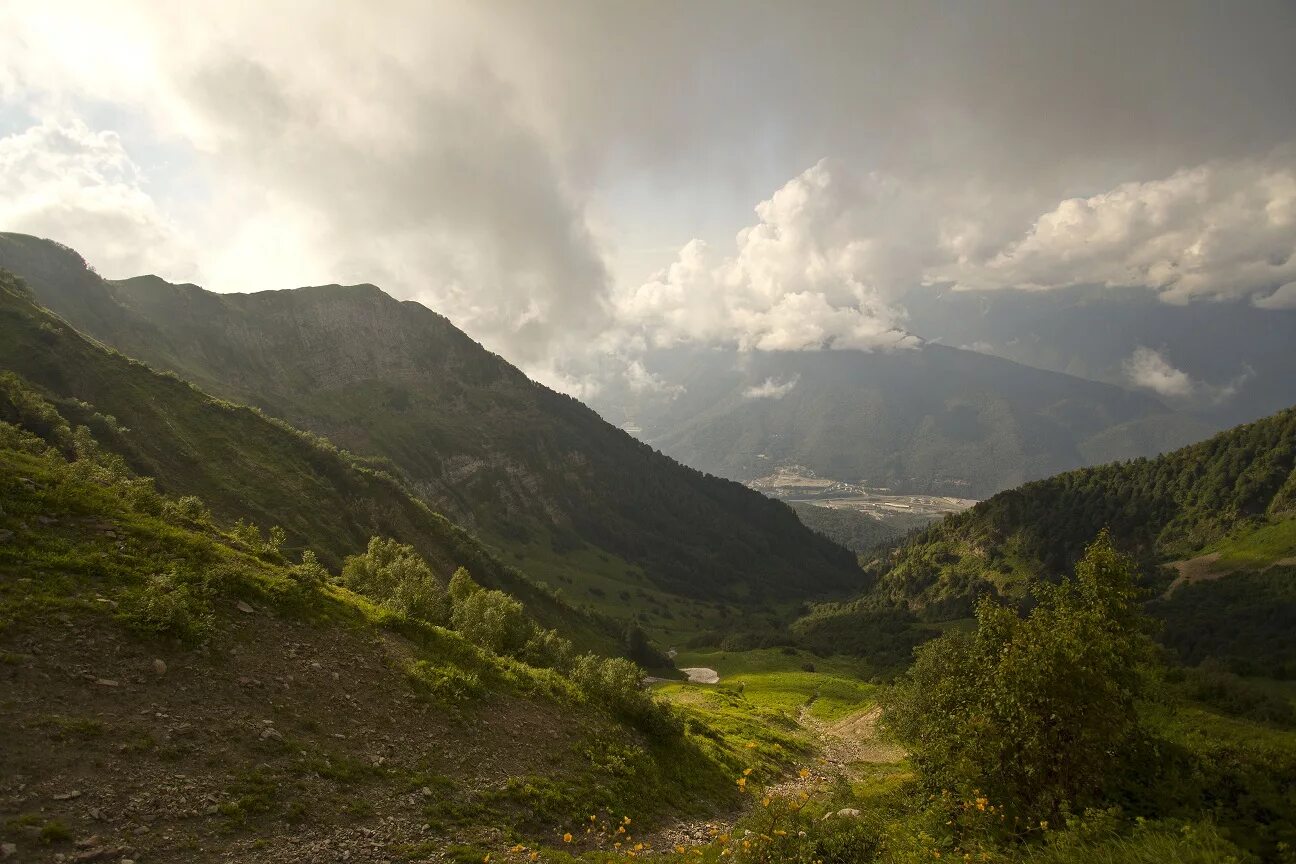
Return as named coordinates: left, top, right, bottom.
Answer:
left=1211, top=515, right=1296, bottom=569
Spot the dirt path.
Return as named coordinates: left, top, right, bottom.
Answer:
left=1163, top=552, right=1225, bottom=598
left=644, top=695, right=900, bottom=850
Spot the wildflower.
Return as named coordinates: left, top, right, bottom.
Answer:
left=975, top=797, right=987, bottom=811
left=510, top=845, right=525, bottom=853
left=1039, top=820, right=1048, bottom=830
left=745, top=741, right=757, bottom=749
left=675, top=846, right=686, bottom=854
left=799, top=768, right=810, bottom=779
left=529, top=854, right=539, bottom=862
left=773, top=830, right=787, bottom=837
left=743, top=768, right=753, bottom=776
left=762, top=797, right=771, bottom=808
left=590, top=814, right=598, bottom=822
left=736, top=777, right=747, bottom=790
left=482, top=856, right=490, bottom=864
left=562, top=833, right=573, bottom=844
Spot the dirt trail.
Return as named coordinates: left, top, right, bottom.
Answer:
left=1163, top=552, right=1224, bottom=598
left=644, top=694, right=901, bottom=850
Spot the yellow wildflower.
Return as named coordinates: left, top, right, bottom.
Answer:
left=562, top=833, right=573, bottom=844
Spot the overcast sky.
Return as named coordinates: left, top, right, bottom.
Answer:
left=2, top=0, right=1295, bottom=393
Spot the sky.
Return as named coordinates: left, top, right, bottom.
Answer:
left=2, top=0, right=1295, bottom=395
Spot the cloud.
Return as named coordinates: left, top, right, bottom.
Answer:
left=2, top=0, right=1295, bottom=393
left=948, top=155, right=1296, bottom=304
left=0, top=116, right=194, bottom=279
left=615, top=160, right=924, bottom=353
left=744, top=376, right=800, bottom=399
left=1254, top=281, right=1296, bottom=310
left=623, top=359, right=683, bottom=397
left=1122, top=347, right=1195, bottom=398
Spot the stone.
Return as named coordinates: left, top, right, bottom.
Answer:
left=153, top=659, right=167, bottom=676
left=53, top=790, right=83, bottom=800
left=236, top=601, right=254, bottom=614
left=835, top=808, right=861, bottom=819
left=0, top=843, right=16, bottom=859
left=95, top=679, right=120, bottom=687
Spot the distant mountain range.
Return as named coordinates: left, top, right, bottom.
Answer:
left=902, top=284, right=1296, bottom=430
left=0, top=233, right=860, bottom=615
left=588, top=344, right=1214, bottom=499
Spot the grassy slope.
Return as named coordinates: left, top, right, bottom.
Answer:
left=0, top=270, right=621, bottom=655
left=0, top=420, right=755, bottom=863
left=0, top=233, right=861, bottom=613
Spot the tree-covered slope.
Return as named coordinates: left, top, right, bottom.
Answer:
left=586, top=344, right=1207, bottom=499
left=870, top=405, right=1296, bottom=614
left=790, top=406, right=1296, bottom=675
left=0, top=269, right=621, bottom=653
left=0, top=233, right=859, bottom=603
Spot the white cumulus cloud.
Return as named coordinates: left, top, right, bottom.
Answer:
left=615, top=160, right=923, bottom=353
left=744, top=376, right=801, bottom=399
left=0, top=116, right=194, bottom=280
left=949, top=154, right=1296, bottom=305
left=1121, top=347, right=1196, bottom=398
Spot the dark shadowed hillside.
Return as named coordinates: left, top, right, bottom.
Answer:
left=0, top=233, right=859, bottom=606
left=0, top=269, right=623, bottom=653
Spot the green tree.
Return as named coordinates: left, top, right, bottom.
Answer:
left=340, top=537, right=449, bottom=624
left=882, top=531, right=1155, bottom=825
left=451, top=587, right=530, bottom=655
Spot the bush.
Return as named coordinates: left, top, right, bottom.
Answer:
left=883, top=531, right=1156, bottom=826
left=340, top=537, right=449, bottom=624
left=116, top=570, right=215, bottom=644
left=161, top=495, right=213, bottom=528
left=406, top=660, right=483, bottom=704
left=451, top=586, right=530, bottom=656
left=522, top=627, right=574, bottom=669
left=290, top=550, right=329, bottom=586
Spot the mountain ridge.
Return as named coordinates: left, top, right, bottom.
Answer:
left=0, top=232, right=861, bottom=610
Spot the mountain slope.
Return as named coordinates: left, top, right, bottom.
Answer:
left=871, top=404, right=1296, bottom=612
left=0, top=233, right=859, bottom=605
left=0, top=407, right=747, bottom=862
left=796, top=405, right=1296, bottom=674
left=0, top=269, right=620, bottom=653
left=588, top=345, right=1207, bottom=498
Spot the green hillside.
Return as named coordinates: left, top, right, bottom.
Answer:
left=796, top=405, right=1296, bottom=675
left=0, top=269, right=624, bottom=655
left=0, top=395, right=753, bottom=861
left=0, top=233, right=859, bottom=610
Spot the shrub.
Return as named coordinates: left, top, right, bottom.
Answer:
left=406, top=660, right=483, bottom=704
left=340, top=537, right=449, bottom=625
left=290, top=550, right=329, bottom=586
left=883, top=531, right=1156, bottom=826
left=116, top=570, right=215, bottom=644
left=162, top=495, right=214, bottom=528
left=451, top=587, right=530, bottom=655
left=522, top=627, right=574, bottom=669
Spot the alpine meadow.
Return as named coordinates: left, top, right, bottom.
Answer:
left=2, top=3, right=1296, bottom=863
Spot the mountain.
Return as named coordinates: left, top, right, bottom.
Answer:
left=0, top=268, right=626, bottom=654
left=0, top=378, right=749, bottom=861
left=0, top=233, right=860, bottom=615
left=587, top=344, right=1210, bottom=499
left=799, top=404, right=1296, bottom=675
left=902, top=284, right=1296, bottom=430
